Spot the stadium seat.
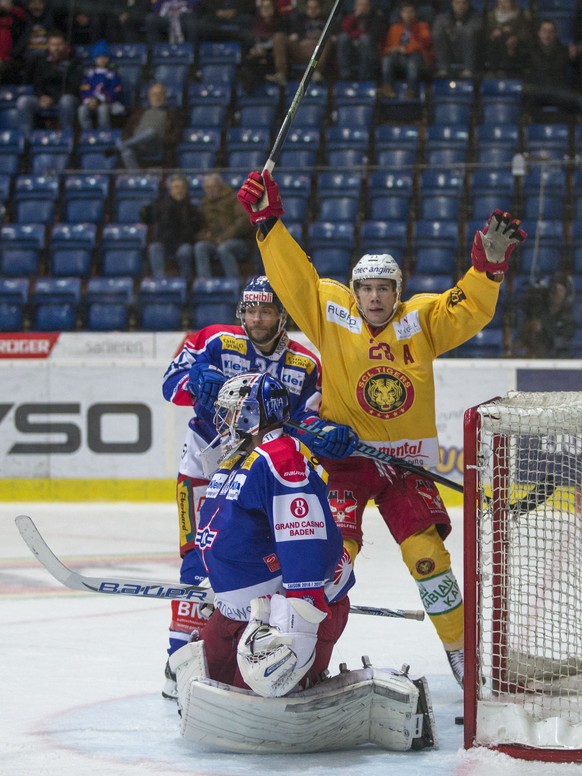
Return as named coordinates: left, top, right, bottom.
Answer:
left=49, top=223, right=97, bottom=277
left=85, top=276, right=134, bottom=331
left=100, top=223, right=148, bottom=277
left=200, top=63, right=237, bottom=86
left=317, top=171, right=362, bottom=199
left=317, top=196, right=360, bottom=222
left=0, top=128, right=25, bottom=174
left=0, top=277, right=29, bottom=331
left=29, top=130, right=74, bottom=174
left=418, top=194, right=462, bottom=221
left=0, top=223, right=45, bottom=276
left=310, top=247, right=352, bottom=280
left=151, top=42, right=195, bottom=87
left=374, top=124, right=420, bottom=154
left=368, top=195, right=410, bottom=222
left=450, top=328, right=505, bottom=358
left=284, top=103, right=325, bottom=128
left=418, top=169, right=465, bottom=197
left=479, top=78, right=523, bottom=124
left=0, top=85, right=32, bottom=129
left=331, top=80, right=376, bottom=106
left=61, top=173, right=109, bottom=224
left=237, top=104, right=277, bottom=130
left=112, top=173, right=161, bottom=223
left=188, top=104, right=227, bottom=129
left=138, top=277, right=188, bottom=331
left=77, top=130, right=122, bottom=170
left=404, top=274, right=452, bottom=298
left=139, top=81, right=183, bottom=108
left=277, top=127, right=320, bottom=170
left=31, top=277, right=81, bottom=331
left=368, top=170, right=414, bottom=198
left=188, top=82, right=232, bottom=109
left=199, top=40, right=241, bottom=65
left=414, top=244, right=457, bottom=275
left=374, top=147, right=416, bottom=169
left=283, top=196, right=309, bottom=221
left=278, top=171, right=313, bottom=200
left=191, top=277, right=240, bottom=329
left=236, top=82, right=281, bottom=110
left=226, top=127, right=270, bottom=169
left=359, top=220, right=407, bottom=260
left=523, top=124, right=570, bottom=159
left=307, top=221, right=355, bottom=252
left=431, top=101, right=472, bottom=126
left=176, top=128, right=221, bottom=170
left=13, top=174, right=60, bottom=224
left=332, top=104, right=374, bottom=128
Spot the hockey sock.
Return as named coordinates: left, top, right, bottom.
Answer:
left=168, top=600, right=208, bottom=656
left=400, top=525, right=464, bottom=648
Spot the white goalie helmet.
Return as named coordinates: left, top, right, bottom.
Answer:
left=350, top=254, right=402, bottom=323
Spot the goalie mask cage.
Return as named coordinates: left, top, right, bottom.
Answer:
left=463, top=391, right=582, bottom=763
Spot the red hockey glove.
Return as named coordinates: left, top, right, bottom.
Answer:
left=471, top=209, right=527, bottom=275
left=237, top=170, right=284, bottom=225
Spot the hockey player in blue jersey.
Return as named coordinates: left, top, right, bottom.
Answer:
left=192, top=371, right=355, bottom=696
left=161, top=276, right=357, bottom=698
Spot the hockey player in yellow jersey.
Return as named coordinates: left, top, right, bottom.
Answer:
left=237, top=169, right=527, bottom=688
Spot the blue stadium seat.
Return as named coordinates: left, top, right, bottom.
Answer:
left=237, top=104, right=276, bottom=129
left=450, top=328, right=505, bottom=358
left=374, top=124, right=420, bottom=153
left=109, top=42, right=148, bottom=66
left=424, top=125, right=469, bottom=156
left=333, top=104, right=374, bottom=128
left=359, top=220, right=407, bottom=260
left=187, top=103, right=227, bottom=129
left=139, top=82, right=183, bottom=108
left=0, top=85, right=32, bottom=129
left=199, top=40, right=241, bottom=65
left=176, top=128, right=220, bottom=170
left=479, top=99, right=521, bottom=124
left=404, top=274, right=452, bottom=298
left=317, top=171, right=362, bottom=198
left=284, top=103, right=325, bottom=128
left=85, top=276, right=134, bottom=331
left=523, top=193, right=565, bottom=220
left=418, top=194, right=462, bottom=221
left=100, top=223, right=148, bottom=277
left=431, top=101, right=472, bottom=126
left=151, top=41, right=195, bottom=67
left=369, top=195, right=410, bottom=222
left=138, top=277, right=187, bottom=331
left=284, top=81, right=328, bottom=107
left=426, top=147, right=467, bottom=167
left=414, top=244, right=457, bottom=274
left=77, top=130, right=122, bottom=170
left=0, top=128, right=25, bottom=174
left=310, top=247, right=352, bottom=280
left=318, top=196, right=359, bottom=222
left=188, top=82, right=232, bottom=109
left=431, top=78, right=474, bottom=102
left=191, top=277, right=240, bottom=329
left=0, top=223, right=45, bottom=276
left=32, top=277, right=81, bottom=331
left=278, top=171, right=313, bottom=200
left=375, top=147, right=416, bottom=169
left=418, top=169, right=465, bottom=196
left=29, top=130, right=74, bottom=174
left=61, top=173, right=109, bottom=224
left=331, top=81, right=376, bottom=106
left=236, top=82, right=281, bottom=110
left=112, top=173, right=161, bottom=223
left=524, top=124, right=570, bottom=158
left=13, top=174, right=60, bottom=224
left=283, top=196, right=309, bottom=221
left=307, top=221, right=355, bottom=251
left=413, top=219, right=459, bottom=244
left=277, top=127, right=320, bottom=169
left=200, top=63, right=237, bottom=86
left=368, top=170, right=414, bottom=198
left=0, top=277, right=29, bottom=331
left=49, top=223, right=97, bottom=277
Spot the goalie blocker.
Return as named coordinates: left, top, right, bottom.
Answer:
left=169, top=641, right=437, bottom=754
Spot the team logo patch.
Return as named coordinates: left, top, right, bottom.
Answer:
left=448, top=286, right=466, bottom=307
left=356, top=366, right=414, bottom=419
left=263, top=553, right=281, bottom=572
left=416, top=558, right=436, bottom=576
left=329, top=490, right=358, bottom=528
left=195, top=525, right=218, bottom=550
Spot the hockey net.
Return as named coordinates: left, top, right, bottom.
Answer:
left=463, top=391, right=582, bottom=762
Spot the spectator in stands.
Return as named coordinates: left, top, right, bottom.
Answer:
left=379, top=0, right=434, bottom=98
left=0, top=0, right=27, bottom=84
left=431, top=0, right=482, bottom=78
left=104, top=0, right=150, bottom=43
left=335, top=0, right=386, bottom=82
left=181, top=0, right=255, bottom=45
left=110, top=81, right=183, bottom=168
left=512, top=273, right=577, bottom=358
left=17, top=30, right=83, bottom=137
left=239, top=0, right=289, bottom=90
left=483, top=0, right=531, bottom=77
left=522, top=19, right=582, bottom=118
left=144, top=0, right=201, bottom=45
left=194, top=173, right=257, bottom=280
left=140, top=174, right=204, bottom=280
left=286, top=0, right=334, bottom=82
left=77, top=39, right=125, bottom=130
left=12, top=0, right=55, bottom=64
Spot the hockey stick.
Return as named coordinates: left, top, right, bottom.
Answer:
left=286, top=420, right=557, bottom=515
left=15, top=515, right=424, bottom=620
left=262, top=0, right=345, bottom=174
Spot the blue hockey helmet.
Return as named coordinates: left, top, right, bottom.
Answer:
left=237, top=275, right=287, bottom=347
left=214, top=372, right=290, bottom=454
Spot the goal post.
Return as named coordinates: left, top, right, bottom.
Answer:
left=463, top=391, right=582, bottom=763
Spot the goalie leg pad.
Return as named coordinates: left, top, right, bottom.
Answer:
left=169, top=639, right=209, bottom=706
left=178, top=663, right=438, bottom=753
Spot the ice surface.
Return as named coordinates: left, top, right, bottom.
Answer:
left=1, top=502, right=580, bottom=776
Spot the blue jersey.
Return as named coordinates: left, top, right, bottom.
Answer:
left=194, top=431, right=355, bottom=621
left=162, top=325, right=322, bottom=479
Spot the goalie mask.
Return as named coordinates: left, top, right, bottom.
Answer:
left=237, top=275, right=287, bottom=349
left=214, top=372, right=290, bottom=457
left=350, top=254, right=402, bottom=325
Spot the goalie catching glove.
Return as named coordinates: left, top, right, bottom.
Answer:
left=305, top=419, right=359, bottom=459
left=471, top=209, right=527, bottom=275
left=187, top=363, right=227, bottom=413
left=237, top=593, right=327, bottom=697
left=237, top=170, right=285, bottom=225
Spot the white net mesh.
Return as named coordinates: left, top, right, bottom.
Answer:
left=475, top=392, right=582, bottom=745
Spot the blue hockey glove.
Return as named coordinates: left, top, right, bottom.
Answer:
left=187, top=363, right=226, bottom=413
left=308, top=419, right=359, bottom=460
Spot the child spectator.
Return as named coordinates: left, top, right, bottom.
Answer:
left=77, top=39, right=125, bottom=130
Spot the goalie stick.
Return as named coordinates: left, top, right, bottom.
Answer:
left=15, top=515, right=424, bottom=620
left=285, top=420, right=556, bottom=515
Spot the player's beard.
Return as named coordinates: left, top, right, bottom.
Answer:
left=247, top=321, right=281, bottom=351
